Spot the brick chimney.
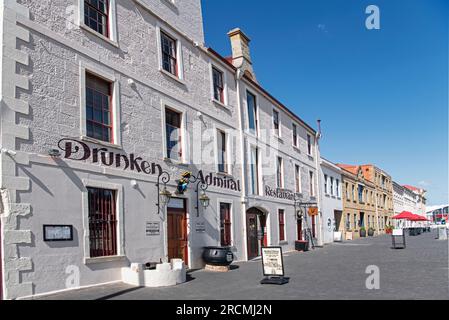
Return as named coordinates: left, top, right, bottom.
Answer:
left=227, top=28, right=257, bottom=82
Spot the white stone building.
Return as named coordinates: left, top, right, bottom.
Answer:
left=319, top=158, right=343, bottom=244
left=393, top=182, right=427, bottom=218
left=0, top=0, right=320, bottom=299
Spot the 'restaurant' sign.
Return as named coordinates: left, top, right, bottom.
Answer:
left=265, top=186, right=300, bottom=200
left=57, top=139, right=241, bottom=191
left=261, top=247, right=285, bottom=277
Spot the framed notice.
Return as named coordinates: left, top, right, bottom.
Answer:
left=146, top=222, right=160, bottom=236
left=261, top=246, right=285, bottom=277
left=43, top=225, right=73, bottom=241
left=195, top=222, right=206, bottom=233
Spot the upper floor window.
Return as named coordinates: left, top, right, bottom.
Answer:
left=307, top=134, right=313, bottom=156
left=345, top=182, right=349, bottom=200
left=292, top=123, right=298, bottom=147
left=352, top=185, right=356, bottom=201
left=212, top=67, right=224, bottom=103
left=273, top=109, right=280, bottom=136
left=330, top=177, right=334, bottom=196
left=309, top=171, right=315, bottom=196
left=84, top=0, right=109, bottom=37
left=276, top=157, right=284, bottom=188
left=247, top=91, right=258, bottom=135
left=295, top=164, right=301, bottom=193
left=358, top=185, right=364, bottom=203
left=324, top=174, right=328, bottom=194
left=161, top=31, right=178, bottom=77
left=165, top=108, right=182, bottom=161
left=250, top=146, right=260, bottom=195
left=336, top=179, right=340, bottom=197
left=217, top=130, right=228, bottom=173
left=86, top=73, right=113, bottom=143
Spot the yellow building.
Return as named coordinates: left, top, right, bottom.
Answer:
left=337, top=165, right=377, bottom=239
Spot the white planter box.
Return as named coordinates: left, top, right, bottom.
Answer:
left=122, top=259, right=186, bottom=287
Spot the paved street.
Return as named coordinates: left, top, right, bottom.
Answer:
left=32, top=231, right=448, bottom=300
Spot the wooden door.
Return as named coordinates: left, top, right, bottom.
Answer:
left=167, top=200, right=188, bottom=265
left=297, top=218, right=303, bottom=241
left=246, top=212, right=259, bottom=260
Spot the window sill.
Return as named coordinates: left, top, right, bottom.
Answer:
left=212, top=99, right=229, bottom=110
left=80, top=24, right=119, bottom=48
left=292, top=145, right=301, bottom=153
left=160, top=68, right=186, bottom=86
left=84, top=255, right=126, bottom=265
left=307, top=154, right=314, bottom=161
left=216, top=171, right=234, bottom=178
left=163, top=157, right=189, bottom=167
left=274, top=135, right=284, bottom=143
left=80, top=136, right=123, bottom=150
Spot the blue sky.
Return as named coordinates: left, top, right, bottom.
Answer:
left=201, top=0, right=448, bottom=206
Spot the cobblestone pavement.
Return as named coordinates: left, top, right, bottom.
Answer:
left=32, top=231, right=448, bottom=300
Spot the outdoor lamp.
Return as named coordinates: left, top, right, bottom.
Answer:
left=199, top=190, right=210, bottom=209
left=159, top=186, right=172, bottom=208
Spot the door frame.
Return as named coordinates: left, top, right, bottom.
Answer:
left=166, top=198, right=189, bottom=267
left=245, top=207, right=268, bottom=260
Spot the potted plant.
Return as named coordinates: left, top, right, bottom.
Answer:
left=368, top=227, right=375, bottom=237
left=385, top=225, right=393, bottom=234
left=359, top=227, right=367, bottom=237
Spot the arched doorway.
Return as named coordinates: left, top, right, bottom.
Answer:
left=246, top=207, right=268, bottom=260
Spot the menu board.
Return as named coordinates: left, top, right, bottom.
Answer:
left=261, top=247, right=284, bottom=277
left=43, top=225, right=73, bottom=241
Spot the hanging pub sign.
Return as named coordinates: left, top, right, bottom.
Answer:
left=308, top=207, right=318, bottom=216
left=260, top=247, right=289, bottom=285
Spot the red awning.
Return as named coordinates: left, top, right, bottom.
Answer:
left=409, top=214, right=428, bottom=222
left=392, top=211, right=416, bottom=220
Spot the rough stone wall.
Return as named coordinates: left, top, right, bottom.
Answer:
left=0, top=0, right=33, bottom=299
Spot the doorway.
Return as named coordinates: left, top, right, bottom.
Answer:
left=167, top=198, right=188, bottom=266
left=297, top=218, right=303, bottom=240
left=246, top=207, right=267, bottom=260
left=334, top=210, right=343, bottom=231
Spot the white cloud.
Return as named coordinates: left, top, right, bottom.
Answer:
left=418, top=180, right=431, bottom=187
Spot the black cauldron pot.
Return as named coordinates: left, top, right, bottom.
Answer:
left=202, top=246, right=234, bottom=266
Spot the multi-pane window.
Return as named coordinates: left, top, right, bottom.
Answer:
left=309, top=171, right=315, bottom=196
left=292, top=123, right=298, bottom=147
left=86, top=73, right=113, bottom=143
left=330, top=177, right=334, bottom=196
left=278, top=209, right=285, bottom=241
left=88, top=187, right=117, bottom=258
left=273, top=109, right=280, bottom=136
left=276, top=157, right=283, bottom=188
left=84, top=0, right=109, bottom=37
left=307, top=134, right=312, bottom=155
left=217, top=130, right=227, bottom=173
left=161, top=31, right=178, bottom=76
left=247, top=91, right=257, bottom=135
left=324, top=174, right=328, bottom=194
left=212, top=67, right=224, bottom=103
left=250, top=147, right=259, bottom=195
left=220, top=203, right=232, bottom=246
left=336, top=179, right=340, bottom=197
left=295, top=165, right=301, bottom=193
left=165, top=108, right=182, bottom=160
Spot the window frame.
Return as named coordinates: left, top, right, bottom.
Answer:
left=215, top=128, right=231, bottom=174
left=211, top=65, right=227, bottom=105
left=272, top=108, right=281, bottom=138
left=246, top=89, right=259, bottom=137
left=249, top=145, right=261, bottom=195
left=295, top=164, right=302, bottom=193
left=292, top=123, right=298, bottom=148
left=276, top=156, right=284, bottom=189
left=307, top=133, right=313, bottom=156
left=157, top=26, right=184, bottom=80
left=79, top=61, right=121, bottom=148
left=324, top=174, right=328, bottom=195
left=161, top=102, right=188, bottom=164
left=219, top=201, right=233, bottom=247
left=79, top=0, right=118, bottom=45
left=278, top=209, right=286, bottom=242
left=82, top=179, right=125, bottom=263
left=309, top=170, right=315, bottom=197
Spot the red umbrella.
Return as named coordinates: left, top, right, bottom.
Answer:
left=392, top=211, right=415, bottom=220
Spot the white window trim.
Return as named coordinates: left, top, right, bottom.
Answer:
left=295, top=163, right=302, bottom=193
left=210, top=63, right=228, bottom=106
left=249, top=144, right=262, bottom=196
left=292, top=123, right=299, bottom=148
left=79, top=60, right=122, bottom=148
left=156, top=24, right=184, bottom=81
left=307, top=133, right=313, bottom=157
left=245, top=89, right=260, bottom=138
left=276, top=156, right=284, bottom=189
left=309, top=170, right=315, bottom=197
left=324, top=174, right=329, bottom=195
left=161, top=100, right=188, bottom=164
left=278, top=208, right=287, bottom=243
left=81, top=179, right=125, bottom=263
left=217, top=199, right=234, bottom=247
left=78, top=0, right=119, bottom=46
left=272, top=108, right=281, bottom=138
left=214, top=126, right=232, bottom=175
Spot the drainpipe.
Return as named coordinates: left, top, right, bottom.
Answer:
left=315, top=120, right=324, bottom=247
left=235, top=68, right=248, bottom=260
